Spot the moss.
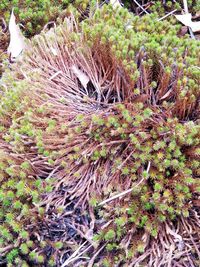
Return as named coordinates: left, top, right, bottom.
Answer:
left=0, top=0, right=92, bottom=78
left=0, top=0, right=91, bottom=36
left=0, top=2, right=199, bottom=266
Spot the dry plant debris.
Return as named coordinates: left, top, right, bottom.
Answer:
left=7, top=9, right=25, bottom=61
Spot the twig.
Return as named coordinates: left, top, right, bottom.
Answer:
left=0, top=244, right=14, bottom=254
left=157, top=9, right=177, bottom=21
left=146, top=161, right=151, bottom=173
left=188, top=28, right=195, bottom=39
left=183, top=0, right=189, bottom=13
left=191, top=66, right=200, bottom=70
left=46, top=165, right=60, bottom=179
left=49, top=71, right=62, bottom=81
left=88, top=244, right=106, bottom=267
left=98, top=179, right=143, bottom=206
left=61, top=242, right=92, bottom=267
left=132, top=0, right=149, bottom=15
left=0, top=17, right=7, bottom=32
left=182, top=0, right=196, bottom=39
left=98, top=162, right=150, bottom=206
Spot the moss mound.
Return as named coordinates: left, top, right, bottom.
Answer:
left=0, top=0, right=91, bottom=36
left=0, top=3, right=199, bottom=266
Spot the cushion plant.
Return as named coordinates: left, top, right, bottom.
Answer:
left=0, top=0, right=91, bottom=36
left=0, top=3, right=199, bottom=266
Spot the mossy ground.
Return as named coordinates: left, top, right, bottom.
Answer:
left=0, top=1, right=200, bottom=267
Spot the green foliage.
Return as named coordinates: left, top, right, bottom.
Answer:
left=6, top=249, right=18, bottom=263
left=0, top=2, right=199, bottom=266
left=104, top=229, right=116, bottom=240
left=61, top=4, right=199, bottom=262
left=0, top=0, right=91, bottom=36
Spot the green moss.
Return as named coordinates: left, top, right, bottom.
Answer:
left=0, top=2, right=199, bottom=266
left=0, top=0, right=90, bottom=36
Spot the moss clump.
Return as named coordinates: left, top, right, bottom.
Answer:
left=0, top=0, right=88, bottom=36
left=0, top=0, right=93, bottom=36
left=1, top=1, right=65, bottom=36
left=0, top=3, right=199, bottom=266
